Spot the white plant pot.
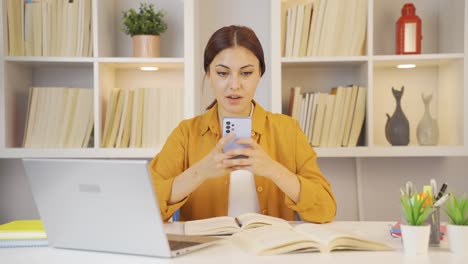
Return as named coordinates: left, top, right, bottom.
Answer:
left=401, top=224, right=430, bottom=255
left=447, top=224, right=468, bottom=254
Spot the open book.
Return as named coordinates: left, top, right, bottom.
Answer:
left=184, top=213, right=292, bottom=236
left=230, top=223, right=393, bottom=255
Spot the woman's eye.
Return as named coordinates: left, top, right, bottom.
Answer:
left=217, top=71, right=229, bottom=77
left=241, top=71, right=253, bottom=77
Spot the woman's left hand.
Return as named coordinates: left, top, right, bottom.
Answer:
left=222, top=138, right=282, bottom=179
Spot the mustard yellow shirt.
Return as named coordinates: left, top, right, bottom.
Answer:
left=149, top=102, right=336, bottom=223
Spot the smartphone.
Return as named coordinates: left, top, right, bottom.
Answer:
left=222, top=117, right=252, bottom=154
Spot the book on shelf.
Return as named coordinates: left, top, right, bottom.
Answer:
left=341, top=85, right=358, bottom=147
left=346, top=86, right=367, bottom=147
left=184, top=213, right=291, bottom=236
left=311, top=93, right=327, bottom=147
left=0, top=220, right=48, bottom=248
left=319, top=94, right=335, bottom=146
left=231, top=223, right=393, bottom=255
left=22, top=87, right=93, bottom=148
left=6, top=0, right=92, bottom=56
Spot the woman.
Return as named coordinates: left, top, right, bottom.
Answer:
left=149, top=25, right=336, bottom=223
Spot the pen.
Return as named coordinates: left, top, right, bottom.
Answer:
left=433, top=193, right=450, bottom=207
left=435, top=183, right=448, bottom=201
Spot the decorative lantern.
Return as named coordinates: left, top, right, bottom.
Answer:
left=396, top=3, right=422, bottom=54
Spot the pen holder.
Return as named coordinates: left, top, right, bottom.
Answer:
left=428, top=206, right=440, bottom=246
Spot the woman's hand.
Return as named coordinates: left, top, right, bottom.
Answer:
left=222, top=138, right=283, bottom=179
left=191, top=133, right=238, bottom=180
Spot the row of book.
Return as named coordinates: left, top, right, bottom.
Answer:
left=23, top=87, right=94, bottom=148
left=289, top=85, right=366, bottom=147
left=101, top=87, right=182, bottom=148
left=282, top=0, right=367, bottom=57
left=6, top=0, right=93, bottom=56
left=0, top=220, right=47, bottom=248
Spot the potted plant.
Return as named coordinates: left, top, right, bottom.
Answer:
left=400, top=190, right=434, bottom=255
left=444, top=193, right=468, bottom=254
left=122, top=3, right=168, bottom=57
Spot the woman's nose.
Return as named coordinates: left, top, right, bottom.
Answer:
left=229, top=74, right=240, bottom=90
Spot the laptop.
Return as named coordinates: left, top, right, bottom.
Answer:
left=22, top=158, right=221, bottom=257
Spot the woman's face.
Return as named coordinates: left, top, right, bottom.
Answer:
left=207, top=46, right=261, bottom=117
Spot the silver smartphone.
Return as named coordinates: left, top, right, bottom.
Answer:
left=222, top=117, right=252, bottom=155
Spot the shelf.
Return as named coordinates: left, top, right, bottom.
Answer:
left=2, top=145, right=465, bottom=159
left=282, top=56, right=368, bottom=65
left=316, top=146, right=468, bottom=157
left=3, top=56, right=95, bottom=63
left=0, top=148, right=162, bottom=159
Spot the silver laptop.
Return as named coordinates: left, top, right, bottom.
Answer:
left=22, top=158, right=221, bottom=257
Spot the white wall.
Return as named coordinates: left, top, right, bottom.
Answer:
left=2, top=157, right=467, bottom=224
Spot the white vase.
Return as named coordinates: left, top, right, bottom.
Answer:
left=401, top=224, right=430, bottom=255
left=447, top=224, right=468, bottom=254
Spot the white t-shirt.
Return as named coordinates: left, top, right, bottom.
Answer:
left=227, top=103, right=260, bottom=216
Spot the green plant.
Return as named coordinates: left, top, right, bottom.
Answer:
left=445, top=193, right=468, bottom=225
left=400, top=191, right=434, bottom=226
left=122, top=3, right=168, bottom=36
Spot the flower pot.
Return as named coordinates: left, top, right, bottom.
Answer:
left=132, top=35, right=160, bottom=57
left=447, top=224, right=468, bottom=254
left=401, top=224, right=430, bottom=255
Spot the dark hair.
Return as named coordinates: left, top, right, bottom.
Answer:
left=204, top=25, right=265, bottom=109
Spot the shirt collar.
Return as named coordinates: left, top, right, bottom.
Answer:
left=199, top=100, right=267, bottom=137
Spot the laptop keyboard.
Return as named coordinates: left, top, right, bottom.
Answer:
left=168, top=240, right=202, bottom=251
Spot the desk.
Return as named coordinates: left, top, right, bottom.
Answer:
left=0, top=222, right=465, bottom=264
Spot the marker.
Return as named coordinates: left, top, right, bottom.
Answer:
left=435, top=183, right=448, bottom=201
left=434, top=193, right=450, bottom=207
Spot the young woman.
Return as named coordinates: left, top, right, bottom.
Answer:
left=149, top=25, right=336, bottom=223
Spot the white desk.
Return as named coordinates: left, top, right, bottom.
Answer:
left=0, top=222, right=465, bottom=264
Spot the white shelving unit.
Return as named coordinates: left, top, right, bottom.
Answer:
left=279, top=0, right=467, bottom=157
left=0, top=0, right=467, bottom=158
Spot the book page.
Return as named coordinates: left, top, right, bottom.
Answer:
left=236, top=213, right=291, bottom=230
left=184, top=216, right=240, bottom=236
left=294, top=223, right=392, bottom=253
left=231, top=225, right=319, bottom=255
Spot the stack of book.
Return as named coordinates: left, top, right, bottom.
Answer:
left=22, top=87, right=94, bottom=148
left=282, top=0, right=367, bottom=57
left=0, top=220, right=48, bottom=248
left=6, top=0, right=93, bottom=56
left=289, top=85, right=366, bottom=147
left=101, top=87, right=182, bottom=148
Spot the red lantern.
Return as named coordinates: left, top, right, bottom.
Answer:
left=396, top=3, right=422, bottom=54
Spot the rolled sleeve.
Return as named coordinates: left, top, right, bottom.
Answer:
left=284, top=121, right=336, bottom=223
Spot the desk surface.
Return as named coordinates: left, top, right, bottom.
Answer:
left=0, top=221, right=465, bottom=264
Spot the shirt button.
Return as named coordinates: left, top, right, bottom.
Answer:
left=262, top=209, right=268, bottom=214
left=257, top=186, right=263, bottom=192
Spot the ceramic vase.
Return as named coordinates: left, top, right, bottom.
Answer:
left=401, top=224, right=430, bottom=255
left=416, top=93, right=439, bottom=145
left=385, top=86, right=410, bottom=145
left=132, top=35, right=160, bottom=57
left=447, top=224, right=468, bottom=254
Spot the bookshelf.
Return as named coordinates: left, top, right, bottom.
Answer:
left=278, top=0, right=468, bottom=157
left=0, top=0, right=467, bottom=158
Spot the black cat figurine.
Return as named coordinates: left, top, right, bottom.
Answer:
left=385, top=86, right=410, bottom=146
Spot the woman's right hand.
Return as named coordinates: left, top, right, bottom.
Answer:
left=169, top=133, right=236, bottom=204
left=191, top=133, right=237, bottom=180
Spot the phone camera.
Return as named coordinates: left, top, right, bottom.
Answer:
left=226, top=121, right=231, bottom=125
left=226, top=130, right=230, bottom=134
